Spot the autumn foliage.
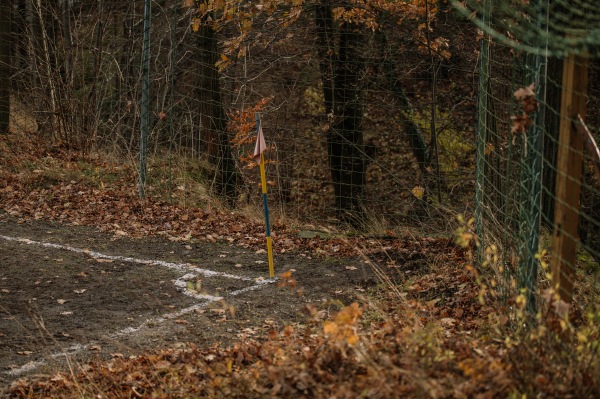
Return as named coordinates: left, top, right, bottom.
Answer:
left=511, top=83, right=538, bottom=134
left=2, top=86, right=600, bottom=398
left=229, top=97, right=272, bottom=169
left=2, top=0, right=600, bottom=397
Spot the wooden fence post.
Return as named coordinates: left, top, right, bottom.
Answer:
left=550, top=50, right=588, bottom=312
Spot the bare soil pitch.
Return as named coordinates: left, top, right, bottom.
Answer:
left=0, top=215, right=374, bottom=390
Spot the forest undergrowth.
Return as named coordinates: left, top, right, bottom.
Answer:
left=1, top=133, right=599, bottom=398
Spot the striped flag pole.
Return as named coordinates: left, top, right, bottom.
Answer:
left=254, top=113, right=275, bottom=278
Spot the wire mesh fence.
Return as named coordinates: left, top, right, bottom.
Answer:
left=3, top=0, right=479, bottom=229
left=458, top=0, right=600, bottom=312
left=3, top=1, right=599, bottom=311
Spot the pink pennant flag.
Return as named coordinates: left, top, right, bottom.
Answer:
left=253, top=120, right=266, bottom=164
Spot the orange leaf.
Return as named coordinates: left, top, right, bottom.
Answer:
left=192, top=18, right=201, bottom=32
left=323, top=321, right=338, bottom=335
left=283, top=325, right=294, bottom=337
left=279, top=270, right=292, bottom=279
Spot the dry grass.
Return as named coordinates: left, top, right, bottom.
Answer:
left=2, top=138, right=600, bottom=399
left=4, top=221, right=600, bottom=398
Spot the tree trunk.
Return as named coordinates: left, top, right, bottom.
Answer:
left=316, top=1, right=366, bottom=224
left=315, top=2, right=334, bottom=116
left=196, top=10, right=239, bottom=204
left=541, top=57, right=562, bottom=227
left=0, top=0, right=11, bottom=134
left=330, top=22, right=365, bottom=222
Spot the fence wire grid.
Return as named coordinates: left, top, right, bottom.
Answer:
left=3, top=0, right=478, bottom=228
left=462, top=0, right=600, bottom=311
left=1, top=1, right=600, bottom=311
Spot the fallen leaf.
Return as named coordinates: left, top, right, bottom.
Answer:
left=441, top=317, right=456, bottom=326
left=174, top=319, right=189, bottom=324
left=279, top=271, right=293, bottom=279
left=74, top=289, right=87, bottom=294
left=345, top=266, right=357, bottom=271
left=89, top=345, right=101, bottom=351
left=411, top=186, right=425, bottom=199
left=60, top=311, right=73, bottom=316
left=154, top=360, right=171, bottom=369
left=283, top=325, right=294, bottom=337
left=49, top=375, right=66, bottom=384
left=426, top=298, right=441, bottom=308
left=17, top=351, right=33, bottom=356
left=57, top=299, right=67, bottom=304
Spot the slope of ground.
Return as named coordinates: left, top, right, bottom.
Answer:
left=1, top=134, right=599, bottom=398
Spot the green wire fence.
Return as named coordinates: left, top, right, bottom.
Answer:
left=3, top=0, right=600, bottom=313
left=457, top=0, right=600, bottom=313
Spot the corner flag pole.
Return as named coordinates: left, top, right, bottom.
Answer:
left=254, top=113, right=275, bottom=278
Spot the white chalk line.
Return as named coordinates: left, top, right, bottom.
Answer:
left=0, top=235, right=263, bottom=283
left=0, top=235, right=275, bottom=377
left=5, top=283, right=268, bottom=377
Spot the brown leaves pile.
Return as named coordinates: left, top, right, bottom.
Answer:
left=9, top=252, right=598, bottom=399
left=3, top=134, right=599, bottom=399
left=5, top=262, right=480, bottom=399
left=6, top=240, right=600, bottom=398
left=323, top=302, right=362, bottom=346
left=0, top=133, right=461, bottom=260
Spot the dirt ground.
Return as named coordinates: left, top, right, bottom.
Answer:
left=0, top=214, right=375, bottom=391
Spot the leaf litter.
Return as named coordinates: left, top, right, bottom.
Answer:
left=2, top=134, right=599, bottom=398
